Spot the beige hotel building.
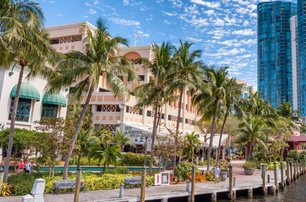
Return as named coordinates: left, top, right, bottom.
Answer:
left=46, top=22, right=202, bottom=145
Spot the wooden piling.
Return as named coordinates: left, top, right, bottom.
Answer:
left=273, top=162, right=278, bottom=193
left=290, top=161, right=293, bottom=183
left=262, top=165, right=267, bottom=195
left=228, top=165, right=234, bottom=199
left=280, top=162, right=284, bottom=189
left=190, top=166, right=195, bottom=202
left=286, top=161, right=290, bottom=185
left=248, top=188, right=253, bottom=198
left=211, top=192, right=217, bottom=202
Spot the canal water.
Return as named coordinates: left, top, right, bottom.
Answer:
left=234, top=175, right=306, bottom=202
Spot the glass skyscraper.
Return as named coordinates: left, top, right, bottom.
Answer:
left=257, top=2, right=297, bottom=107
left=298, top=0, right=306, bottom=117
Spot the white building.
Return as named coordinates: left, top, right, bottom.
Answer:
left=0, top=67, right=68, bottom=130
left=290, top=15, right=299, bottom=112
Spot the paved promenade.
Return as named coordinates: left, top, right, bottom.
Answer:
left=1, top=161, right=285, bottom=202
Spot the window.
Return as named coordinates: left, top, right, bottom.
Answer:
left=138, top=75, right=145, bottom=81
left=168, top=115, right=171, bottom=121
left=97, top=105, right=102, bottom=112
left=41, top=104, right=58, bottom=118
left=147, top=110, right=152, bottom=117
left=9, top=98, right=31, bottom=122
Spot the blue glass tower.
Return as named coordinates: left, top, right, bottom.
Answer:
left=257, top=2, right=297, bottom=107
left=298, top=0, right=306, bottom=117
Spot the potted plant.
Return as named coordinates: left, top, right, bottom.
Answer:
left=243, top=161, right=257, bottom=175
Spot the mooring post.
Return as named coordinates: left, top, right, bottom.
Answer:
left=280, top=162, right=284, bottom=189
left=186, top=180, right=190, bottom=192
left=262, top=165, right=267, bottom=195
left=273, top=162, right=278, bottom=193
left=119, top=184, right=124, bottom=198
left=293, top=161, right=296, bottom=181
left=228, top=165, right=233, bottom=199
left=290, top=161, right=293, bottom=183
left=190, top=165, right=195, bottom=202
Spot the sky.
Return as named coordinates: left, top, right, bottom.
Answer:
left=37, top=0, right=297, bottom=89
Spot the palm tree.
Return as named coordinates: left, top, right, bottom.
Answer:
left=193, top=67, right=228, bottom=170
left=236, top=115, right=267, bottom=159
left=169, top=40, right=202, bottom=171
left=216, top=78, right=242, bottom=161
left=48, top=18, right=136, bottom=180
left=183, top=132, right=200, bottom=162
left=0, top=0, right=52, bottom=182
left=113, top=130, right=130, bottom=151
left=134, top=42, right=174, bottom=174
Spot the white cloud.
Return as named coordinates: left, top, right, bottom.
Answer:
left=110, top=18, right=141, bottom=26
left=186, top=37, right=203, bottom=43
left=89, top=9, right=97, bottom=15
left=232, top=29, right=256, bottom=36
left=190, top=0, right=220, bottom=8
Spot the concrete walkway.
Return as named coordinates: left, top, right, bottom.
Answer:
left=0, top=161, right=288, bottom=202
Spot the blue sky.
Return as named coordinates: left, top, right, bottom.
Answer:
left=37, top=0, right=296, bottom=89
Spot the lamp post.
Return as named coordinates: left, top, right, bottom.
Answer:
left=0, top=122, right=5, bottom=168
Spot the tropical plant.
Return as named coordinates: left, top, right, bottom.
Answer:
left=216, top=78, right=242, bottom=161
left=48, top=18, right=136, bottom=179
left=169, top=40, right=202, bottom=171
left=183, top=132, right=200, bottom=162
left=113, top=130, right=130, bottom=151
left=193, top=66, right=228, bottom=170
left=0, top=0, right=54, bottom=182
left=236, top=115, right=267, bottom=159
left=174, top=161, right=193, bottom=181
left=134, top=42, right=175, bottom=174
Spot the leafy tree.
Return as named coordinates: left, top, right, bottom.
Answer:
left=193, top=67, right=228, bottom=170
left=0, top=128, right=38, bottom=162
left=169, top=40, right=202, bottom=171
left=134, top=42, right=175, bottom=174
left=48, top=18, right=136, bottom=179
left=0, top=0, right=52, bottom=182
left=35, top=118, right=67, bottom=177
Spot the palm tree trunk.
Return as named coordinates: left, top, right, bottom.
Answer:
left=173, top=88, right=184, bottom=173
left=3, top=65, right=25, bottom=182
left=216, top=109, right=229, bottom=162
left=62, top=82, right=94, bottom=180
left=149, top=91, right=160, bottom=175
left=207, top=99, right=219, bottom=171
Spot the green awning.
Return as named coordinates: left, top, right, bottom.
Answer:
left=10, top=82, right=40, bottom=101
left=42, top=93, right=66, bottom=107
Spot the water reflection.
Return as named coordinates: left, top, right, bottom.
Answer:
left=235, top=175, right=306, bottom=202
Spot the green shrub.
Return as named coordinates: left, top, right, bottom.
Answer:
left=287, top=150, right=300, bottom=161
left=243, top=161, right=257, bottom=169
left=175, top=161, right=193, bottom=181
left=7, top=172, right=154, bottom=196
left=119, top=152, right=154, bottom=166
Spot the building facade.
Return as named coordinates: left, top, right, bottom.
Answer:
left=257, top=1, right=297, bottom=107
left=0, top=68, right=68, bottom=130
left=237, top=80, right=254, bottom=99
left=290, top=15, right=299, bottom=112
left=298, top=0, right=306, bottom=117
left=46, top=22, right=201, bottom=145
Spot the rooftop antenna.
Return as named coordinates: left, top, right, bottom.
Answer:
left=132, top=33, right=140, bottom=46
